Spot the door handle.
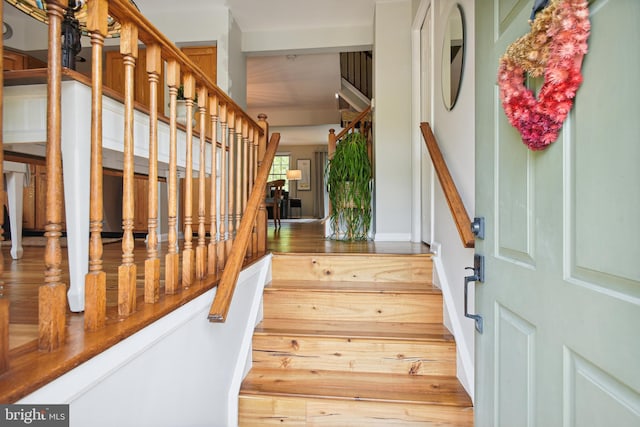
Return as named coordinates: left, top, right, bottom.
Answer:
left=464, top=254, right=484, bottom=333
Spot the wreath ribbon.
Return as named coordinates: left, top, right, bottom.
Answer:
left=498, top=0, right=590, bottom=150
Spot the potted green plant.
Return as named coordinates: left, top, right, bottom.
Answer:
left=325, top=131, right=372, bottom=240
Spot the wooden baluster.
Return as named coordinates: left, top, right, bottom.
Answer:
left=182, top=74, right=195, bottom=287
left=196, top=86, right=208, bottom=279
left=247, top=126, right=255, bottom=258
left=39, top=0, right=67, bottom=351
left=256, top=114, right=269, bottom=255
left=165, top=60, right=180, bottom=293
left=207, top=96, right=219, bottom=275
left=235, top=116, right=244, bottom=248
left=144, top=44, right=162, bottom=303
left=118, top=22, right=139, bottom=317
left=0, top=0, right=8, bottom=373
left=84, top=0, right=108, bottom=330
left=242, top=120, right=250, bottom=258
left=251, top=126, right=259, bottom=256
left=226, top=109, right=236, bottom=258
left=217, top=103, right=228, bottom=271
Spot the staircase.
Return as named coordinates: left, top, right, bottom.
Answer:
left=238, top=253, right=473, bottom=426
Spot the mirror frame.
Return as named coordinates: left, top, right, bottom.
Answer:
left=441, top=4, right=465, bottom=111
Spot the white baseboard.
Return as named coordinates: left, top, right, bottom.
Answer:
left=432, top=251, right=474, bottom=401
left=374, top=232, right=412, bottom=242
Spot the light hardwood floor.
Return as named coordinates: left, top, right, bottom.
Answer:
left=266, top=218, right=430, bottom=254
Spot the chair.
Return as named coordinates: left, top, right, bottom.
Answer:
left=266, top=179, right=285, bottom=228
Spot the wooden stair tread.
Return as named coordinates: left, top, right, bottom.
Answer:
left=266, top=279, right=440, bottom=294
left=256, top=319, right=454, bottom=342
left=241, top=368, right=472, bottom=407
left=9, top=324, right=38, bottom=354
left=272, top=252, right=433, bottom=259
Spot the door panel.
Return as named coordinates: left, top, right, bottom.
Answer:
left=475, top=0, right=640, bottom=426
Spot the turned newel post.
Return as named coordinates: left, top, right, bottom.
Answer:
left=84, top=0, right=108, bottom=330
left=39, top=0, right=68, bottom=351
left=328, top=128, right=337, bottom=160
left=328, top=128, right=337, bottom=220
left=144, top=44, right=162, bottom=303
left=182, top=73, right=195, bottom=287
left=165, top=60, right=180, bottom=293
left=196, top=86, right=208, bottom=279
left=256, top=113, right=269, bottom=254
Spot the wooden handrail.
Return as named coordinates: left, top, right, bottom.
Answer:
left=208, top=132, right=281, bottom=322
left=106, top=0, right=261, bottom=133
left=335, top=105, right=372, bottom=141
left=420, top=122, right=475, bottom=249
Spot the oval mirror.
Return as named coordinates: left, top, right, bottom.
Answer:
left=442, top=4, right=465, bottom=110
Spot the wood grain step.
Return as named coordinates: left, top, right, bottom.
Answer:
left=239, top=394, right=473, bottom=426
left=240, top=368, right=472, bottom=407
left=266, top=279, right=440, bottom=293
left=251, top=330, right=456, bottom=376
left=256, top=319, right=454, bottom=342
left=272, top=253, right=433, bottom=283
left=263, top=286, right=443, bottom=324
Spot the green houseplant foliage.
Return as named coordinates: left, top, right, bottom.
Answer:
left=326, top=132, right=372, bottom=240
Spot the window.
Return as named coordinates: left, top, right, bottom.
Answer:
left=268, top=154, right=290, bottom=192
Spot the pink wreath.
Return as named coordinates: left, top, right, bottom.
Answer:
left=498, top=0, right=590, bottom=150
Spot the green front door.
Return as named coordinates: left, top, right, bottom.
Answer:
left=475, top=0, right=640, bottom=425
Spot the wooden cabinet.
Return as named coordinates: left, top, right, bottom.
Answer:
left=3, top=49, right=46, bottom=71
left=103, top=45, right=217, bottom=118
left=104, top=48, right=165, bottom=114
left=182, top=46, right=217, bottom=140
left=180, top=177, right=213, bottom=233
left=181, top=46, right=217, bottom=84
left=133, top=175, right=150, bottom=233
left=19, top=164, right=66, bottom=232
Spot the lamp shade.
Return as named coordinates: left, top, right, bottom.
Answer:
left=286, top=169, right=302, bottom=181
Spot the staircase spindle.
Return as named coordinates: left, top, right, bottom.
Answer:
left=247, top=126, right=255, bottom=258
left=165, top=60, right=181, bottom=293
left=117, top=22, right=139, bottom=317
left=226, top=109, right=236, bottom=258
left=196, top=86, right=208, bottom=279
left=208, top=96, right=219, bottom=275
left=144, top=44, right=162, bottom=303
left=39, top=0, right=67, bottom=351
left=256, top=114, right=269, bottom=254
left=251, top=126, right=260, bottom=256
left=235, top=116, right=244, bottom=248
left=217, top=103, right=228, bottom=271
left=241, top=120, right=250, bottom=258
left=181, top=74, right=195, bottom=287
left=84, top=0, right=108, bottom=330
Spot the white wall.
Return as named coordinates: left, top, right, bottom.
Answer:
left=427, top=0, right=476, bottom=398
left=373, top=0, right=414, bottom=242
left=19, top=257, right=271, bottom=427
left=143, top=5, right=231, bottom=93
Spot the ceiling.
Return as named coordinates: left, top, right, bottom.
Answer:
left=136, top=0, right=377, bottom=145
left=3, top=0, right=376, bottom=145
